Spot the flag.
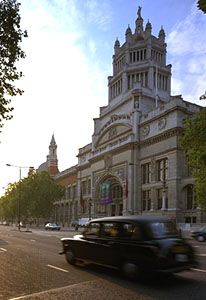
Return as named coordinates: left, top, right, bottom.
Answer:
left=125, top=178, right=128, bottom=199
left=100, top=181, right=112, bottom=204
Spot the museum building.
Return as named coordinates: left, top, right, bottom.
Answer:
left=38, top=7, right=205, bottom=226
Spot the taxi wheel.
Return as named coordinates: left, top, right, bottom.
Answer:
left=197, top=235, right=205, bottom=242
left=65, top=248, right=76, bottom=265
left=122, top=262, right=139, bottom=279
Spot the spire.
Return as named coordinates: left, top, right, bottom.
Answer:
left=125, top=24, right=132, bottom=42
left=47, top=134, right=59, bottom=176
left=145, top=19, right=152, bottom=36
left=135, top=6, right=144, bottom=34
left=50, top=133, right=56, bottom=146
left=114, top=37, right=120, bottom=48
left=114, top=37, right=120, bottom=54
left=158, top=26, right=165, bottom=43
left=125, top=24, right=132, bottom=35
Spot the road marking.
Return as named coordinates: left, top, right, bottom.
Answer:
left=8, top=296, right=28, bottom=300
left=30, top=239, right=36, bottom=242
left=9, top=295, right=27, bottom=300
left=0, top=247, right=7, bottom=252
left=192, top=268, right=206, bottom=273
left=196, top=253, right=206, bottom=256
left=47, top=264, right=69, bottom=273
left=8, top=280, right=97, bottom=300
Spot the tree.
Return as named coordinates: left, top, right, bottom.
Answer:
left=197, top=0, right=206, bottom=14
left=22, top=171, right=64, bottom=221
left=180, top=108, right=206, bottom=208
left=0, top=171, right=64, bottom=223
left=0, top=0, right=27, bottom=132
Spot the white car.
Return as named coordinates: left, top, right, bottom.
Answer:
left=78, top=218, right=91, bottom=227
left=45, top=223, right=61, bottom=231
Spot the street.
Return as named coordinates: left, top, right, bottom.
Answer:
left=0, top=226, right=206, bottom=300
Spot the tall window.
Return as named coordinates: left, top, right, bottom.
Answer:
left=88, top=179, right=91, bottom=195
left=142, top=163, right=151, bottom=184
left=156, top=158, right=168, bottom=182
left=186, top=185, right=195, bottom=209
left=142, top=190, right=151, bottom=211
left=82, top=181, right=87, bottom=195
left=112, top=185, right=123, bottom=199
left=72, top=185, right=76, bottom=198
left=157, top=188, right=162, bottom=210
left=66, top=186, right=71, bottom=199
left=157, top=188, right=168, bottom=210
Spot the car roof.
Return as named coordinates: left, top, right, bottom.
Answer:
left=89, top=215, right=170, bottom=224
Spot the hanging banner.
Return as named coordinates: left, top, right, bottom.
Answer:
left=100, top=181, right=112, bottom=204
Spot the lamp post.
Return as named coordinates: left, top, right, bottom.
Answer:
left=88, top=198, right=92, bottom=220
left=6, top=164, right=33, bottom=231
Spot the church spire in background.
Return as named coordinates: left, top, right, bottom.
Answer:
left=47, top=133, right=59, bottom=176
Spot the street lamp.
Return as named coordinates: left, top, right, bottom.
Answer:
left=6, top=163, right=34, bottom=231
left=88, top=198, right=92, bottom=220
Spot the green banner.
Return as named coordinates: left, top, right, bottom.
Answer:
left=100, top=181, right=112, bottom=204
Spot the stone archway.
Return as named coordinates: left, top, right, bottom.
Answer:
left=95, top=175, right=123, bottom=217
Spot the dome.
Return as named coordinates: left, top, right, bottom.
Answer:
left=37, top=161, right=48, bottom=173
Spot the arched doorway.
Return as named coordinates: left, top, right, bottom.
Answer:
left=96, top=176, right=123, bottom=217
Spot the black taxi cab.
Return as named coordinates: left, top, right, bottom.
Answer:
left=59, top=216, right=197, bottom=278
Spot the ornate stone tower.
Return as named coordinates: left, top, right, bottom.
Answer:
left=108, top=6, right=171, bottom=109
left=47, top=134, right=59, bottom=176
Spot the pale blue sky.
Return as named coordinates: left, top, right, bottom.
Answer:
left=1, top=0, right=205, bottom=194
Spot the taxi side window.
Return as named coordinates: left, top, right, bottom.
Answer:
left=102, top=222, right=120, bottom=237
left=121, top=223, right=134, bottom=238
left=84, top=222, right=100, bottom=237
left=115, top=223, right=142, bottom=240
left=131, top=225, right=142, bottom=240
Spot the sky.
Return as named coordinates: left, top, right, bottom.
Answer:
left=0, top=0, right=206, bottom=195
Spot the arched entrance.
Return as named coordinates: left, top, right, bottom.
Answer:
left=96, top=176, right=123, bottom=217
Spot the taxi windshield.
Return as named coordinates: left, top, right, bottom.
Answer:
left=150, top=221, right=178, bottom=238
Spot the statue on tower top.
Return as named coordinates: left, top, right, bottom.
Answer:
left=137, top=6, right=142, bottom=18
left=135, top=5, right=143, bottom=35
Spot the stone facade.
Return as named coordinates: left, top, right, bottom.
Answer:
left=42, top=6, right=205, bottom=226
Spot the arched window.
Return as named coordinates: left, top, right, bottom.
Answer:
left=186, top=185, right=194, bottom=210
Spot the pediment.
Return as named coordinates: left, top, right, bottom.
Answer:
left=96, top=124, right=131, bottom=147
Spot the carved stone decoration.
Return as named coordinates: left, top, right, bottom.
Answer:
left=104, top=154, right=113, bottom=170
left=93, top=174, right=101, bottom=185
left=134, top=96, right=139, bottom=109
left=114, top=168, right=125, bottom=181
left=108, top=127, right=117, bottom=139
left=158, top=118, right=167, bottom=130
left=141, top=125, right=150, bottom=137
left=99, top=113, right=131, bottom=136
left=80, top=155, right=86, bottom=163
